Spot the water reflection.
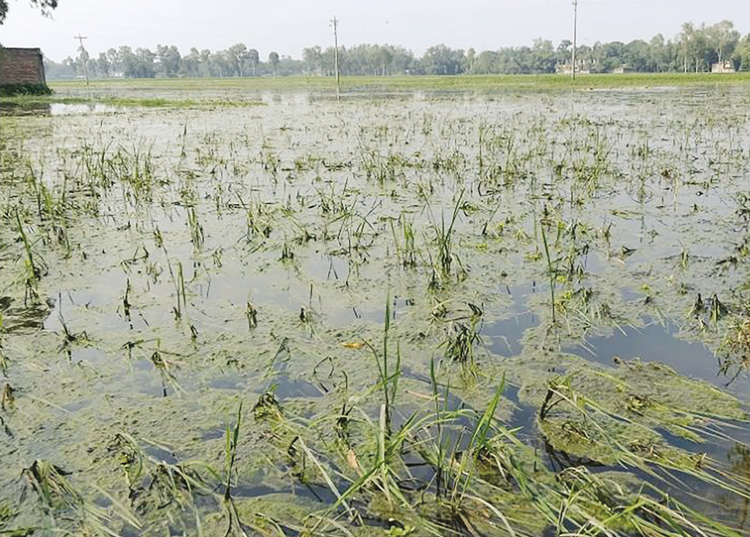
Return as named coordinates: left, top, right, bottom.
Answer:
left=0, top=102, right=121, bottom=117
left=564, top=322, right=731, bottom=385
left=486, top=282, right=539, bottom=357
left=50, top=103, right=120, bottom=116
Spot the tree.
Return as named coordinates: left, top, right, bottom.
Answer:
left=33, top=18, right=750, bottom=81
left=303, top=46, right=323, bottom=75
left=135, top=48, right=156, bottom=78
left=248, top=48, right=259, bottom=76
left=678, top=22, right=711, bottom=72
left=530, top=38, right=556, bottom=73
left=106, top=48, right=119, bottom=74
left=199, top=49, right=211, bottom=76
left=118, top=46, right=156, bottom=78
left=472, top=50, right=498, bottom=74
left=96, top=52, right=110, bottom=78
left=421, top=45, right=465, bottom=75
left=706, top=20, right=739, bottom=64
left=268, top=51, right=280, bottom=76
left=227, top=43, right=248, bottom=76
left=156, top=44, right=181, bottom=77
left=118, top=46, right=138, bottom=77
left=649, top=34, right=670, bottom=72
left=0, top=0, right=57, bottom=24
left=732, top=34, right=750, bottom=71
left=209, top=50, right=229, bottom=77
left=624, top=40, right=651, bottom=72
left=182, top=48, right=201, bottom=77
left=376, top=46, right=393, bottom=75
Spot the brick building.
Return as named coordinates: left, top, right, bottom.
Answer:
left=0, top=48, right=47, bottom=87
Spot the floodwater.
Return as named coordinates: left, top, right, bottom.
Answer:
left=0, top=101, right=122, bottom=116
left=1, top=84, right=750, bottom=536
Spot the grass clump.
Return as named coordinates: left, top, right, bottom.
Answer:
left=0, top=83, right=52, bottom=97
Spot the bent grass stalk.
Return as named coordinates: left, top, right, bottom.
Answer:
left=16, top=211, right=41, bottom=286
left=540, top=219, right=557, bottom=325
left=223, top=401, right=248, bottom=537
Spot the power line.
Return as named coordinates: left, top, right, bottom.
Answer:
left=572, top=0, right=578, bottom=80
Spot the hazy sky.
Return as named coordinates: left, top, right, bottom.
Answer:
left=1, top=0, right=749, bottom=62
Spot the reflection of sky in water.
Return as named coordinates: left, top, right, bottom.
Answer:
left=3, top=86, right=750, bottom=529
left=0, top=102, right=124, bottom=117
left=486, top=282, right=539, bottom=357
left=50, top=103, right=121, bottom=116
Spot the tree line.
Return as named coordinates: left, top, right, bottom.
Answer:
left=44, top=20, right=750, bottom=80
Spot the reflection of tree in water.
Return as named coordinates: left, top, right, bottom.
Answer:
left=725, top=443, right=750, bottom=528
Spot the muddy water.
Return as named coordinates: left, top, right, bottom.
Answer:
left=1, top=86, right=750, bottom=535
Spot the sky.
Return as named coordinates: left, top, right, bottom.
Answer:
left=0, top=0, right=749, bottom=62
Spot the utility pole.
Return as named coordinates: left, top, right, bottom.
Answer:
left=74, top=34, right=89, bottom=86
left=331, top=16, right=340, bottom=100
left=571, top=0, right=578, bottom=80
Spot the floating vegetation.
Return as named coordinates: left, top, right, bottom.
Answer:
left=719, top=317, right=750, bottom=384
left=0, top=82, right=749, bottom=535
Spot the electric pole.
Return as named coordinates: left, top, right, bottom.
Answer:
left=331, top=16, right=340, bottom=100
left=571, top=0, right=578, bottom=80
left=74, top=34, right=89, bottom=86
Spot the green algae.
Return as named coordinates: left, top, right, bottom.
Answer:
left=1, top=84, right=750, bottom=535
left=511, top=349, right=746, bottom=466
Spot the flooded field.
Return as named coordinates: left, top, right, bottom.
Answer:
left=2, top=83, right=750, bottom=536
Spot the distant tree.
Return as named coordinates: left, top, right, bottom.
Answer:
left=118, top=46, right=138, bottom=77
left=117, top=46, right=156, bottom=78
left=530, top=38, right=556, bottom=73
left=649, top=34, right=670, bottom=72
left=303, top=46, right=323, bottom=75
left=227, top=43, right=248, bottom=76
left=320, top=46, right=338, bottom=76
left=390, top=46, right=415, bottom=73
left=199, top=49, right=211, bottom=76
left=678, top=22, right=711, bottom=72
left=732, top=34, right=750, bottom=71
left=106, top=48, right=119, bottom=74
left=421, top=44, right=465, bottom=75
left=624, top=40, right=651, bottom=72
left=0, top=0, right=57, bottom=25
left=466, top=48, right=476, bottom=72
left=43, top=56, right=75, bottom=79
left=33, top=18, right=750, bottom=80
left=268, top=51, right=280, bottom=76
left=248, top=48, right=259, bottom=76
left=706, top=20, right=740, bottom=64
left=377, top=46, right=394, bottom=75
left=96, top=52, right=110, bottom=78
left=209, top=50, right=229, bottom=77
left=471, top=50, right=498, bottom=74
left=135, top=48, right=156, bottom=78
left=156, top=44, right=181, bottom=77
left=181, top=48, right=200, bottom=77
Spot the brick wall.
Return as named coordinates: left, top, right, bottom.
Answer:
left=0, top=48, right=46, bottom=86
